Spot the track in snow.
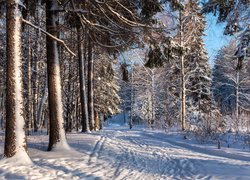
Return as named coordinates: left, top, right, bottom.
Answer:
left=0, top=126, right=250, bottom=179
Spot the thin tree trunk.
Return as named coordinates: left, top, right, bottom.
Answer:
left=77, top=27, right=89, bottom=132
left=37, top=81, right=47, bottom=129
left=26, top=12, right=32, bottom=135
left=33, top=0, right=42, bottom=132
left=94, top=110, right=99, bottom=131
left=87, top=36, right=95, bottom=131
left=4, top=0, right=27, bottom=158
left=46, top=0, right=68, bottom=151
left=179, top=9, right=186, bottom=131
left=99, top=113, right=104, bottom=130
left=236, top=69, right=239, bottom=132
left=151, top=70, right=155, bottom=128
left=0, top=92, right=4, bottom=130
left=181, top=54, right=186, bottom=131
left=76, top=97, right=79, bottom=132
left=65, top=61, right=71, bottom=132
left=130, top=65, right=133, bottom=129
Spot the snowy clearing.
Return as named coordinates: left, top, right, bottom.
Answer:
left=0, top=126, right=250, bottom=180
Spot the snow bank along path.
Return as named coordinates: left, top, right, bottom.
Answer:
left=0, top=126, right=250, bottom=179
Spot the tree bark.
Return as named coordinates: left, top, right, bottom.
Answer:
left=179, top=9, right=186, bottom=131
left=46, top=0, right=68, bottom=151
left=4, top=0, right=27, bottom=157
left=77, top=27, right=89, bottom=132
left=33, top=0, right=42, bottom=132
left=99, top=113, right=104, bottom=130
left=37, top=80, right=47, bottom=129
left=235, top=69, right=239, bottom=132
left=87, top=36, right=95, bottom=131
left=25, top=10, right=32, bottom=135
left=181, top=54, right=186, bottom=131
left=94, top=110, right=99, bottom=131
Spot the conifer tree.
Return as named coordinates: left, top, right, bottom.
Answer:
left=4, top=0, right=29, bottom=159
left=182, top=0, right=212, bottom=130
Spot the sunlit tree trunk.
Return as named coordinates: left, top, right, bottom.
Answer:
left=4, top=0, right=27, bottom=158
left=46, top=0, right=68, bottom=151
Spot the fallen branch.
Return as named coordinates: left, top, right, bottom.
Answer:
left=22, top=18, right=76, bottom=57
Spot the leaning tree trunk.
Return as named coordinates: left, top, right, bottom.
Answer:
left=87, top=36, right=95, bottom=131
left=4, top=0, right=28, bottom=158
left=46, top=0, right=68, bottom=151
left=77, top=26, right=89, bottom=132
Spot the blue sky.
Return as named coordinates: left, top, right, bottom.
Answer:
left=204, top=13, right=232, bottom=66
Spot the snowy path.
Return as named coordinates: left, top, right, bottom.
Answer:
left=0, top=126, right=250, bottom=179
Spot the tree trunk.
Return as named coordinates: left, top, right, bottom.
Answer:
left=65, top=61, right=71, bottom=133
left=75, top=97, right=79, bottom=132
left=0, top=92, right=5, bottom=130
left=46, top=0, right=68, bottom=151
left=94, top=110, right=99, bottom=131
left=87, top=36, right=95, bottom=131
left=181, top=54, right=186, bottom=131
left=26, top=11, right=32, bottom=135
left=151, top=70, right=155, bottom=128
left=33, top=0, right=42, bottom=132
left=77, top=27, right=89, bottom=132
left=236, top=69, right=239, bottom=132
left=179, top=9, right=186, bottom=131
left=4, top=0, right=27, bottom=158
left=130, top=65, right=134, bottom=129
left=99, top=113, right=104, bottom=130
left=37, top=81, right=47, bottom=129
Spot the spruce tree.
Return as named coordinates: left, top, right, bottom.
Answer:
left=182, top=0, right=212, bottom=130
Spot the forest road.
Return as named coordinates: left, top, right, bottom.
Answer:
left=1, top=126, right=250, bottom=180
left=86, top=126, right=250, bottom=180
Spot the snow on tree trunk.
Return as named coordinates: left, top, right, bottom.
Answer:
left=4, top=0, right=30, bottom=162
left=46, top=0, right=69, bottom=151
left=77, top=27, right=89, bottom=132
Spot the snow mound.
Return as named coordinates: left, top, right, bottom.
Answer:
left=1, top=149, right=32, bottom=165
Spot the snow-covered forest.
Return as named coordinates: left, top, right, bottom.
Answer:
left=0, top=0, right=250, bottom=179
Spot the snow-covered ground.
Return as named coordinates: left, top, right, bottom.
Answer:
left=0, top=126, right=250, bottom=179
